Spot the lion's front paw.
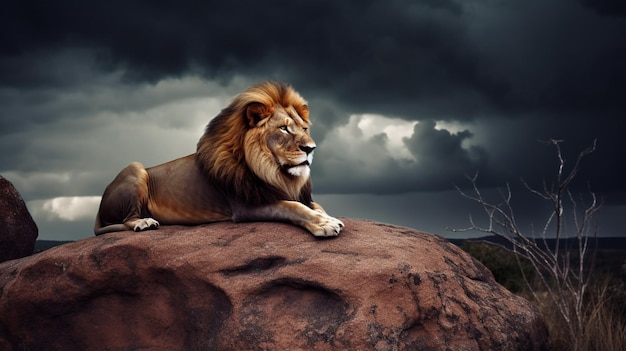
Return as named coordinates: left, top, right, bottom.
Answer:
left=309, top=213, right=344, bottom=237
left=133, top=218, right=160, bottom=232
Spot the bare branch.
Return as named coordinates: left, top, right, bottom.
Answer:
left=451, top=140, right=600, bottom=347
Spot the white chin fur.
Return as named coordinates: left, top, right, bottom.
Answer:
left=287, top=165, right=310, bottom=177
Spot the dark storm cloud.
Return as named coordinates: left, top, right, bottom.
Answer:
left=1, top=0, right=626, bottom=240
left=3, top=0, right=624, bottom=119
left=581, top=0, right=626, bottom=17
left=404, top=120, right=486, bottom=170
left=3, top=0, right=625, bottom=192
left=467, top=1, right=626, bottom=116
left=2, top=0, right=624, bottom=130
left=1, top=0, right=495, bottom=114
left=473, top=115, right=626, bottom=197
left=312, top=117, right=490, bottom=194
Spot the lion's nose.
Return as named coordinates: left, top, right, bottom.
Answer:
left=299, top=144, right=316, bottom=154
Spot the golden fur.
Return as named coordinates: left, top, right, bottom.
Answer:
left=94, top=81, right=344, bottom=237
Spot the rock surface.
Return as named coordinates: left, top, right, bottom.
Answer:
left=0, top=175, right=38, bottom=263
left=0, top=219, right=548, bottom=351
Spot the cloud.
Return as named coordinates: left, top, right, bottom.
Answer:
left=2, top=171, right=103, bottom=200
left=0, top=0, right=514, bottom=121
left=1, top=0, right=625, bottom=240
left=0, top=76, right=253, bottom=200
left=29, top=196, right=101, bottom=222
left=404, top=119, right=485, bottom=168
left=313, top=114, right=488, bottom=194
left=357, top=114, right=418, bottom=160
left=5, top=0, right=623, bottom=121
left=580, top=0, right=626, bottom=16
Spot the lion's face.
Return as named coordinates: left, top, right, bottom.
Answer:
left=265, top=106, right=316, bottom=178
left=244, top=103, right=315, bottom=193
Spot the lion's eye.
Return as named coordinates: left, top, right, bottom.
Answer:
left=279, top=126, right=289, bottom=133
left=303, top=127, right=308, bottom=132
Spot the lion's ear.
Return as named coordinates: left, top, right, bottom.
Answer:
left=246, top=103, right=273, bottom=127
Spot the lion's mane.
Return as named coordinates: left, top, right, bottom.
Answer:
left=195, top=81, right=314, bottom=206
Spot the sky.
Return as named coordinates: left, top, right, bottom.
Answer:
left=1, top=0, right=625, bottom=241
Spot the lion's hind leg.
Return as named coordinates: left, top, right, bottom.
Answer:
left=94, top=162, right=160, bottom=235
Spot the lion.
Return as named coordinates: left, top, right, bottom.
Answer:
left=94, top=81, right=344, bottom=237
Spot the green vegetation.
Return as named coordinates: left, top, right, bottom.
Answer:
left=461, top=241, right=535, bottom=293
left=463, top=242, right=626, bottom=351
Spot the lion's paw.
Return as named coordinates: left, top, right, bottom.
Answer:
left=133, top=218, right=160, bottom=232
left=309, top=214, right=344, bottom=237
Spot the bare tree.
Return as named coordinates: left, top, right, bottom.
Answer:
left=451, top=139, right=600, bottom=350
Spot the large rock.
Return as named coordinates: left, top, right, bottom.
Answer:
left=0, top=175, right=38, bottom=263
left=0, top=219, right=547, bottom=350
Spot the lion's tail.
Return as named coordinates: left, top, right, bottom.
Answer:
left=94, top=214, right=127, bottom=236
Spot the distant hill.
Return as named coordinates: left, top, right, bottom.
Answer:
left=35, top=240, right=74, bottom=252
left=448, top=235, right=626, bottom=251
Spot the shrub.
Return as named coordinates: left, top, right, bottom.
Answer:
left=461, top=241, right=535, bottom=293
left=452, top=139, right=612, bottom=350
